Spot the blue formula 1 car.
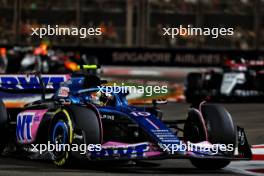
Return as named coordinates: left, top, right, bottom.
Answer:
left=0, top=66, right=252, bottom=170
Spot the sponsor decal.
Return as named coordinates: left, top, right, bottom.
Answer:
left=0, top=75, right=68, bottom=90
left=101, top=114, right=115, bottom=120
left=235, top=90, right=262, bottom=96
left=152, top=129, right=179, bottom=143
left=16, top=110, right=48, bottom=144
left=221, top=73, right=246, bottom=95
left=89, top=143, right=149, bottom=159
left=111, top=51, right=222, bottom=66
left=58, top=87, right=70, bottom=97
left=16, top=112, right=35, bottom=142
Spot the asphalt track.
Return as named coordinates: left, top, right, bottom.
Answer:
left=0, top=103, right=263, bottom=176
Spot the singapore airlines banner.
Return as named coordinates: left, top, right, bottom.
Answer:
left=81, top=47, right=261, bottom=67
left=111, top=51, right=222, bottom=66
left=19, top=45, right=261, bottom=67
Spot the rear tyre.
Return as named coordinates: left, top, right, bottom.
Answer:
left=0, top=99, right=8, bottom=154
left=184, top=103, right=236, bottom=169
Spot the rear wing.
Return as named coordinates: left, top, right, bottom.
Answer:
left=0, top=74, right=71, bottom=108
left=0, top=74, right=70, bottom=93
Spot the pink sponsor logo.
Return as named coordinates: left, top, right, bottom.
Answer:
left=16, top=109, right=48, bottom=144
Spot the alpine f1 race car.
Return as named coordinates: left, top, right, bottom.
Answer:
left=185, top=58, right=264, bottom=103
left=0, top=65, right=252, bottom=170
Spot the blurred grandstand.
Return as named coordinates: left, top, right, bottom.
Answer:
left=0, top=0, right=263, bottom=50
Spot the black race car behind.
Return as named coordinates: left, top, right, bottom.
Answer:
left=185, top=58, right=264, bottom=103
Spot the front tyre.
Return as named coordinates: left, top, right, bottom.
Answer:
left=190, top=158, right=231, bottom=170
left=49, top=110, right=73, bottom=167
left=184, top=103, right=236, bottom=169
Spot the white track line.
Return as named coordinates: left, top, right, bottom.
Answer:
left=226, top=161, right=264, bottom=176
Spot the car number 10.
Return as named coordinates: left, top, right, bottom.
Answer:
left=130, top=111, right=151, bottom=117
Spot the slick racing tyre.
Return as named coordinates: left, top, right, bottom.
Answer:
left=184, top=103, right=236, bottom=169
left=49, top=106, right=102, bottom=167
left=0, top=99, right=8, bottom=154
left=49, top=109, right=74, bottom=167
left=68, top=105, right=102, bottom=146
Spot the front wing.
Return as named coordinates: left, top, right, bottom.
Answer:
left=85, top=127, right=252, bottom=161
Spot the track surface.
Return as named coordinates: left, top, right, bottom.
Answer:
left=0, top=103, right=263, bottom=176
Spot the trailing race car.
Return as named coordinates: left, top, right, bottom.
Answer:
left=185, top=58, right=264, bottom=103
left=0, top=66, right=252, bottom=170
left=6, top=45, right=99, bottom=74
